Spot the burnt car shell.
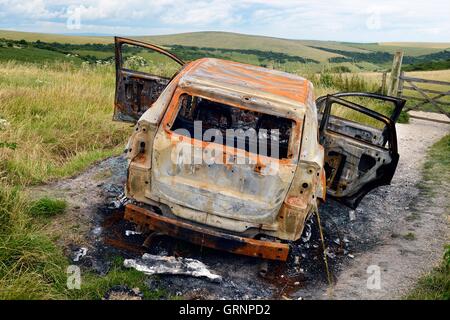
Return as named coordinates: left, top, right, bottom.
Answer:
left=113, top=37, right=405, bottom=261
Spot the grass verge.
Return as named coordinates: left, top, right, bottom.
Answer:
left=406, top=134, right=450, bottom=300
left=0, top=61, right=132, bottom=299
left=29, top=197, right=67, bottom=218
left=67, top=257, right=168, bottom=300
left=406, top=246, right=450, bottom=300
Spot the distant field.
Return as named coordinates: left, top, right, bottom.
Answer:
left=0, top=30, right=111, bottom=44
left=142, top=32, right=340, bottom=62
left=1, top=30, right=450, bottom=71
left=405, top=69, right=450, bottom=81
left=347, top=43, right=445, bottom=56
left=0, top=30, right=449, bottom=110
left=380, top=42, right=450, bottom=49
left=0, top=46, right=82, bottom=64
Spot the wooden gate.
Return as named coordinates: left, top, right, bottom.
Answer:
left=397, top=71, right=450, bottom=119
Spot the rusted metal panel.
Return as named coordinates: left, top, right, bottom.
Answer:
left=114, top=72, right=170, bottom=122
left=120, top=56, right=324, bottom=243
left=176, top=59, right=309, bottom=123
left=113, top=37, right=185, bottom=123
left=180, top=58, right=310, bottom=105
left=124, top=203, right=290, bottom=261
left=317, top=93, right=404, bottom=208
left=150, top=86, right=301, bottom=226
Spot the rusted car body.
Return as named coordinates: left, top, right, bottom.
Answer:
left=113, top=37, right=405, bottom=261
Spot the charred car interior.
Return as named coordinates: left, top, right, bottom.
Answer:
left=170, top=94, right=294, bottom=159
left=113, top=37, right=406, bottom=261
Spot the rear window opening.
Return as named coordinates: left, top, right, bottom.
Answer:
left=170, top=94, right=295, bottom=159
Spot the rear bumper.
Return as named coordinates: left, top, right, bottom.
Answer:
left=124, top=203, right=290, bottom=261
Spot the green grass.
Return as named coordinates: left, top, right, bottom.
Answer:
left=0, top=46, right=82, bottom=64
left=403, top=232, right=416, bottom=241
left=0, top=61, right=131, bottom=299
left=0, top=232, right=68, bottom=299
left=29, top=197, right=67, bottom=218
left=0, top=185, right=68, bottom=299
left=68, top=257, right=168, bottom=300
left=406, top=246, right=450, bottom=300
left=0, top=61, right=129, bottom=185
left=418, top=135, right=450, bottom=197
left=0, top=181, right=155, bottom=299
left=72, top=50, right=113, bottom=59
left=406, top=135, right=450, bottom=300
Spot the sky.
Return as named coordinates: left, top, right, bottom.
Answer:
left=0, top=0, right=449, bottom=42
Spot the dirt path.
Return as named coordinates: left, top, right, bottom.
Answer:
left=32, top=114, right=449, bottom=299
left=300, top=116, right=450, bottom=299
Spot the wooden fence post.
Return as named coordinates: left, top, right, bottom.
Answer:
left=381, top=72, right=387, bottom=95
left=387, top=51, right=404, bottom=96
left=397, top=71, right=404, bottom=98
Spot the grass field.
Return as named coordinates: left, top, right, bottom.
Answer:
left=0, top=62, right=134, bottom=299
left=0, top=46, right=81, bottom=64
left=0, top=62, right=130, bottom=185
left=1, top=30, right=450, bottom=72
left=347, top=43, right=446, bottom=57
left=0, top=30, right=112, bottom=44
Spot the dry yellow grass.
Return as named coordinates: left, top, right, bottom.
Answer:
left=356, top=69, right=450, bottom=83
left=356, top=69, right=450, bottom=112
left=0, top=61, right=130, bottom=185
left=380, top=42, right=450, bottom=49
left=0, top=30, right=111, bottom=44
left=0, top=61, right=137, bottom=300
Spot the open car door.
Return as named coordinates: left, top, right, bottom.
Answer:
left=316, top=92, right=406, bottom=208
left=114, top=37, right=185, bottom=122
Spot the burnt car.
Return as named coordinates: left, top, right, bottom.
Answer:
left=113, top=37, right=405, bottom=261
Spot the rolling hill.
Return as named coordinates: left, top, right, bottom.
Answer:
left=1, top=30, right=449, bottom=72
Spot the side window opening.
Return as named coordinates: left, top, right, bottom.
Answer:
left=170, top=94, right=295, bottom=159
left=325, top=101, right=390, bottom=148
left=120, top=43, right=181, bottom=79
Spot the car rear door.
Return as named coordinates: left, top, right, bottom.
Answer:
left=316, top=93, right=405, bottom=208
left=114, top=37, right=185, bottom=122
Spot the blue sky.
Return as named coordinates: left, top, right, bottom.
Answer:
left=0, top=0, right=449, bottom=42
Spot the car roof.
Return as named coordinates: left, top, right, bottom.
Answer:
left=177, top=58, right=312, bottom=116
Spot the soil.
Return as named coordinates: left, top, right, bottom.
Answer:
left=31, top=114, right=449, bottom=300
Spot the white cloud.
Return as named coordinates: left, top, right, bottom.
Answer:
left=0, top=0, right=62, bottom=19
left=0, top=0, right=449, bottom=41
left=160, top=0, right=240, bottom=26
